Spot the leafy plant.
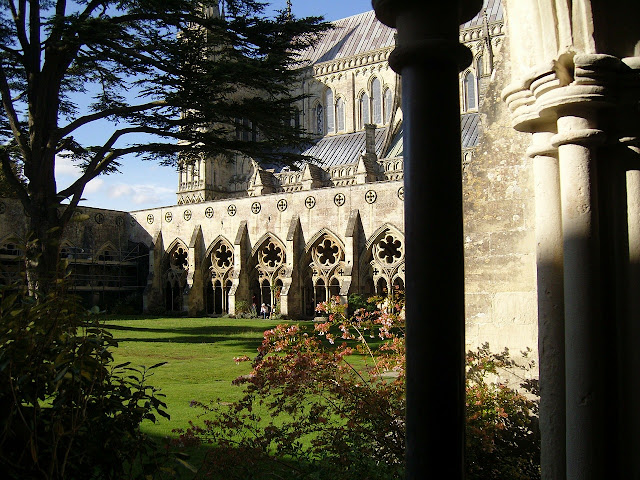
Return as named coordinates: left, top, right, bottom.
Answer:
left=0, top=279, right=172, bottom=479
left=176, top=293, right=540, bottom=479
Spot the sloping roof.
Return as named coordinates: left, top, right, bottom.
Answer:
left=302, top=128, right=387, bottom=168
left=461, top=0, right=503, bottom=29
left=300, top=10, right=395, bottom=65
left=461, top=113, right=480, bottom=149
left=302, top=0, right=502, bottom=66
left=380, top=113, right=479, bottom=159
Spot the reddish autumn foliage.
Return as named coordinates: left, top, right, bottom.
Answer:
left=176, top=291, right=539, bottom=479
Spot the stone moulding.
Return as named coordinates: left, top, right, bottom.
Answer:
left=311, top=46, right=393, bottom=77
left=503, top=54, right=640, bottom=134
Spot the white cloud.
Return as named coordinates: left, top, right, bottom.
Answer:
left=107, top=183, right=174, bottom=206
left=108, top=184, right=133, bottom=199
left=55, top=155, right=82, bottom=177
left=84, top=178, right=104, bottom=194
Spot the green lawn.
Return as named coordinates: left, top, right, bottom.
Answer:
left=104, top=316, right=308, bottom=438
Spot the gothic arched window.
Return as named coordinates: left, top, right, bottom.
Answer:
left=336, top=97, right=345, bottom=132
left=292, top=107, right=300, bottom=133
left=476, top=54, right=484, bottom=77
left=384, top=88, right=393, bottom=124
left=314, top=103, right=323, bottom=134
left=371, top=77, right=382, bottom=125
left=359, top=92, right=370, bottom=129
left=464, top=71, right=477, bottom=111
left=324, top=89, right=335, bottom=134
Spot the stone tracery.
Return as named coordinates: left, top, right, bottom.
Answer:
left=163, top=241, right=189, bottom=312
left=306, top=233, right=346, bottom=313
left=205, top=239, right=234, bottom=314
left=368, top=228, right=405, bottom=295
left=252, top=236, right=287, bottom=312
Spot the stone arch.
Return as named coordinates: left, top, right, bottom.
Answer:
left=323, top=87, right=335, bottom=134
left=249, top=233, right=287, bottom=313
left=162, top=238, right=189, bottom=312
left=59, top=240, right=78, bottom=259
left=358, top=89, right=370, bottom=130
left=302, top=228, right=346, bottom=316
left=96, top=241, right=119, bottom=262
left=383, top=86, right=393, bottom=124
left=462, top=69, right=477, bottom=111
left=312, top=99, right=323, bottom=135
left=369, top=76, right=383, bottom=125
left=202, top=235, right=234, bottom=314
left=360, top=223, right=405, bottom=298
left=335, top=95, right=346, bottom=132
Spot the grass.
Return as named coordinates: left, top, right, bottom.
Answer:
left=104, top=315, right=310, bottom=438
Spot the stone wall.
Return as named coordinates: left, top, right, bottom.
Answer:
left=462, top=32, right=538, bottom=353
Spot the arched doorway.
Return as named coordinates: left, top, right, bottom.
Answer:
left=163, top=241, right=188, bottom=313
left=305, top=232, right=346, bottom=312
left=251, top=235, right=286, bottom=316
left=203, top=238, right=234, bottom=315
left=361, top=226, right=405, bottom=300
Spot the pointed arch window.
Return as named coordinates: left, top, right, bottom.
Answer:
left=359, top=92, right=370, bottom=129
left=476, top=54, right=484, bottom=77
left=384, top=88, right=393, bottom=124
left=324, top=89, right=335, bottom=134
left=336, top=97, right=345, bottom=132
left=463, top=71, right=477, bottom=111
left=314, top=103, right=324, bottom=134
left=371, top=77, right=382, bottom=125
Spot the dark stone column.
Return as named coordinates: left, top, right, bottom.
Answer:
left=372, top=1, right=481, bottom=478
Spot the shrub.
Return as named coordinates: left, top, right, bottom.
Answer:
left=0, top=280, right=172, bottom=479
left=177, top=294, right=540, bottom=479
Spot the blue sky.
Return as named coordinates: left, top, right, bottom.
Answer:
left=56, top=0, right=376, bottom=212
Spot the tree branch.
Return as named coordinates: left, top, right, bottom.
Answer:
left=0, top=64, right=30, bottom=160
left=78, top=0, right=109, bottom=21
left=56, top=100, right=168, bottom=139
left=28, top=0, right=41, bottom=73
left=56, top=126, right=162, bottom=201
left=0, top=149, right=30, bottom=208
left=8, top=1, right=30, bottom=59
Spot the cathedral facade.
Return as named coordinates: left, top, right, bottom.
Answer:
left=0, top=0, right=538, bottom=352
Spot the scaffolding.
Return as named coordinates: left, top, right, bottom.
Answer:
left=0, top=240, right=149, bottom=310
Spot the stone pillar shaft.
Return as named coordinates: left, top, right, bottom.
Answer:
left=529, top=131, right=566, bottom=479
left=373, top=1, right=481, bottom=478
left=554, top=112, right=604, bottom=480
left=624, top=156, right=640, bottom=480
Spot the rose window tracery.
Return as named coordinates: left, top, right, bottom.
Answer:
left=163, top=243, right=189, bottom=311
left=205, top=240, right=235, bottom=315
left=260, top=241, right=284, bottom=271
left=171, top=246, right=188, bottom=270
left=369, top=230, right=405, bottom=295
left=316, top=238, right=340, bottom=267
left=305, top=235, right=345, bottom=311
left=376, top=235, right=403, bottom=265
left=209, top=241, right=234, bottom=282
left=214, top=244, right=233, bottom=269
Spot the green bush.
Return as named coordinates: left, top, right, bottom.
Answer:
left=0, top=280, right=171, bottom=479
left=177, top=295, right=540, bottom=479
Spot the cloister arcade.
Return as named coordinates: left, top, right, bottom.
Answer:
left=156, top=223, right=405, bottom=317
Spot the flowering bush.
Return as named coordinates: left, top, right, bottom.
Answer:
left=177, top=291, right=539, bottom=479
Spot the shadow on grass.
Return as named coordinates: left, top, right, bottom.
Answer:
left=103, top=323, right=282, bottom=336
left=144, top=430, right=308, bottom=480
